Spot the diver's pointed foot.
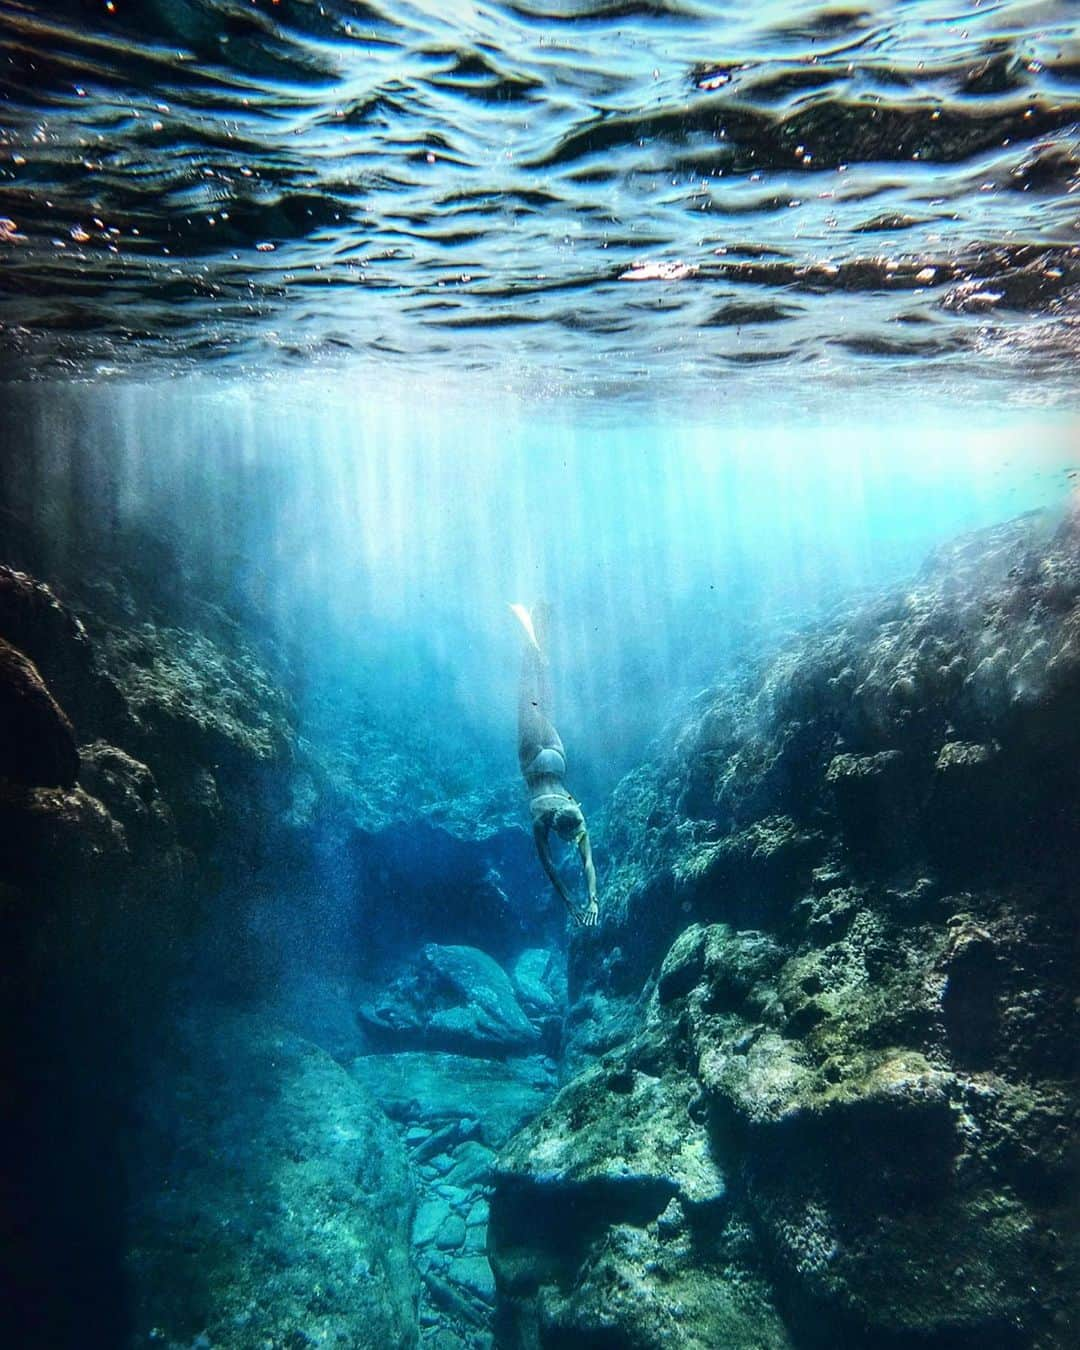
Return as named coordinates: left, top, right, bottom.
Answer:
left=509, top=602, right=542, bottom=652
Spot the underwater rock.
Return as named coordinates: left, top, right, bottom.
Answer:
left=126, top=1010, right=417, bottom=1350
left=676, top=814, right=826, bottom=927
left=414, top=1198, right=454, bottom=1247
left=448, top=1254, right=496, bottom=1303
left=99, top=621, right=291, bottom=765
left=423, top=1270, right=489, bottom=1330
left=359, top=944, right=541, bottom=1056
left=0, top=563, right=126, bottom=739
left=510, top=946, right=567, bottom=1018
left=509, top=946, right=567, bottom=1054
left=445, top=1140, right=498, bottom=1189
left=492, top=511, right=1080, bottom=1349
left=0, top=781, right=128, bottom=887
left=0, top=561, right=298, bottom=908
left=350, top=1051, right=557, bottom=1148
left=489, top=1030, right=793, bottom=1350
left=0, top=635, right=79, bottom=787
left=494, top=1052, right=726, bottom=1210
left=92, top=619, right=295, bottom=851
left=436, top=1214, right=468, bottom=1251
left=76, top=739, right=181, bottom=859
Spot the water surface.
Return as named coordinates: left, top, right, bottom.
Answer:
left=0, top=0, right=1076, bottom=394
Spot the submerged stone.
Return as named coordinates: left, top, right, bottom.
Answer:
left=414, top=1198, right=453, bottom=1247
left=510, top=946, right=566, bottom=1016
left=449, top=1254, right=496, bottom=1303
left=435, top=1214, right=468, bottom=1251
left=351, top=1051, right=556, bottom=1147
left=445, top=1140, right=497, bottom=1189
left=126, top=1011, right=417, bottom=1350
left=359, top=943, right=541, bottom=1056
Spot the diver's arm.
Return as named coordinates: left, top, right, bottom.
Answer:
left=577, top=830, right=599, bottom=926
left=533, top=820, right=575, bottom=916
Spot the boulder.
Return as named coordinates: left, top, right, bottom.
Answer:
left=510, top=946, right=566, bottom=1017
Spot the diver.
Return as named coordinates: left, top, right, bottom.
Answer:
left=511, top=602, right=599, bottom=926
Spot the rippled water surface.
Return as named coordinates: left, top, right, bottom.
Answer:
left=0, top=0, right=1077, bottom=394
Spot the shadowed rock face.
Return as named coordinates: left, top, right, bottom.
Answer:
left=0, top=636, right=78, bottom=787
left=491, top=508, right=1080, bottom=1349
left=0, top=559, right=301, bottom=1350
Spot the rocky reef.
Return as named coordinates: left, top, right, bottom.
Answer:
left=490, top=507, right=1080, bottom=1349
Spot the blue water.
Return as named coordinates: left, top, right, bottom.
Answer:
left=7, top=375, right=1076, bottom=801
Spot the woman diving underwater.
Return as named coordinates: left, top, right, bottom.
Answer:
left=510, top=602, right=599, bottom=926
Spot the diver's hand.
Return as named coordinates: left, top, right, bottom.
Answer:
left=578, top=897, right=599, bottom=927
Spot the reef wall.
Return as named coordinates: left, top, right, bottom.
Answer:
left=490, top=507, right=1080, bottom=1349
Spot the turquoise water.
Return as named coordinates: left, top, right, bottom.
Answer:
left=6, top=376, right=1076, bottom=795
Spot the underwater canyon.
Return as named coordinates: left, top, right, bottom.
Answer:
left=1, top=2, right=1078, bottom=1349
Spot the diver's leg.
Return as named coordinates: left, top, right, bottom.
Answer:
left=518, top=642, right=560, bottom=772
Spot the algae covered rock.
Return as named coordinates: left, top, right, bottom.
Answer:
left=127, top=1011, right=418, bottom=1350
left=490, top=1034, right=789, bottom=1350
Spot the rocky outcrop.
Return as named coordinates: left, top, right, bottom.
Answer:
left=491, top=509, right=1080, bottom=1349
left=0, top=563, right=126, bottom=738
left=0, top=561, right=295, bottom=900
left=126, top=1011, right=418, bottom=1350
left=0, top=559, right=301, bottom=1350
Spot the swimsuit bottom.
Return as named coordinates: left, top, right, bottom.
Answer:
left=523, top=745, right=566, bottom=780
